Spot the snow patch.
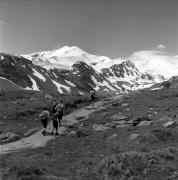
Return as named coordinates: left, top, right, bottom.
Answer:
left=28, top=76, right=40, bottom=91
left=65, top=80, right=75, bottom=87
left=32, top=68, right=46, bottom=82
left=52, top=80, right=70, bottom=93
left=79, top=91, right=84, bottom=95
left=52, top=72, right=58, bottom=78
left=91, top=76, right=117, bottom=91
left=151, top=87, right=163, bottom=91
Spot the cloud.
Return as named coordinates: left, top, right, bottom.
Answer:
left=157, top=44, right=166, bottom=50
left=130, top=50, right=178, bottom=78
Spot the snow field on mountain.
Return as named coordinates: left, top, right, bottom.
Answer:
left=52, top=80, right=70, bottom=93
left=65, top=80, right=76, bottom=87
left=28, top=76, right=40, bottom=91
left=32, top=68, right=46, bottom=82
left=91, top=76, right=117, bottom=91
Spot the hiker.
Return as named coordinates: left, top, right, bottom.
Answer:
left=51, top=100, right=58, bottom=115
left=51, top=113, right=59, bottom=135
left=55, top=100, right=64, bottom=127
left=90, top=89, right=96, bottom=108
left=39, top=107, right=50, bottom=136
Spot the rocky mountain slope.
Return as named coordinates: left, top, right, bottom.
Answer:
left=0, top=46, right=163, bottom=94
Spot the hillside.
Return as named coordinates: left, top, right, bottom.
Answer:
left=1, top=87, right=178, bottom=180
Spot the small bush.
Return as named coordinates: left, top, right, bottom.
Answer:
left=78, top=148, right=178, bottom=180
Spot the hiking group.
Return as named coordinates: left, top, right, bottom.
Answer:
left=39, top=100, right=64, bottom=136
left=39, top=90, right=96, bottom=136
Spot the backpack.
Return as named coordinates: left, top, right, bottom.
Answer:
left=55, top=104, right=64, bottom=115
left=52, top=102, right=57, bottom=114
left=39, top=110, right=49, bottom=119
left=90, top=90, right=95, bottom=96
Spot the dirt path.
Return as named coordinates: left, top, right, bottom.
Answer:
left=0, top=96, right=122, bottom=155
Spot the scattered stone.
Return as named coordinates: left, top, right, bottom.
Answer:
left=111, top=102, right=120, bottom=106
left=85, top=107, right=93, bottom=110
left=125, top=108, right=130, bottom=111
left=0, top=131, right=21, bottom=143
left=163, top=121, right=177, bottom=128
left=112, top=120, right=126, bottom=125
left=158, top=116, right=172, bottom=122
left=112, top=115, right=129, bottom=121
left=121, top=103, right=129, bottom=107
left=59, top=127, right=67, bottom=135
left=92, top=124, right=111, bottom=131
left=148, top=107, right=154, bottom=110
left=129, top=133, right=140, bottom=140
left=24, top=127, right=39, bottom=137
left=138, top=121, right=153, bottom=127
left=68, top=124, right=77, bottom=129
left=76, top=128, right=90, bottom=137
left=116, top=124, right=130, bottom=128
left=132, top=117, right=151, bottom=126
left=104, top=123, right=116, bottom=128
left=68, top=131, right=77, bottom=137
left=153, top=112, right=158, bottom=115
left=107, top=134, right=117, bottom=141
left=74, top=115, right=86, bottom=120
left=148, top=114, right=152, bottom=117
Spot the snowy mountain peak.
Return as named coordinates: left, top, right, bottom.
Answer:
left=51, top=45, right=88, bottom=57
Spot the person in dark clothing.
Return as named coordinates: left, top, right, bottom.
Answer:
left=51, top=114, right=59, bottom=135
left=51, top=100, right=57, bottom=115
left=55, top=100, right=64, bottom=127
left=90, top=89, right=95, bottom=108
left=39, top=107, right=50, bottom=136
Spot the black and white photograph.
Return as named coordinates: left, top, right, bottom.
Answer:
left=0, top=0, right=178, bottom=179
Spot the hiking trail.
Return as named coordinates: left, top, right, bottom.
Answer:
left=0, top=96, right=122, bottom=155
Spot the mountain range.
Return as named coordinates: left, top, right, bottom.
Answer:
left=0, top=46, right=166, bottom=95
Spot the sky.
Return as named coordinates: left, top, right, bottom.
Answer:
left=0, top=0, right=178, bottom=59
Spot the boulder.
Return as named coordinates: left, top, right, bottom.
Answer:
left=153, top=112, right=158, bottom=115
left=107, top=134, right=117, bottom=141
left=59, top=127, right=67, bottom=135
left=121, top=103, right=129, bottom=107
left=112, top=115, right=129, bottom=121
left=92, top=124, right=111, bottom=131
left=24, top=127, right=39, bottom=137
left=74, top=115, right=86, bottom=121
left=85, top=106, right=93, bottom=110
left=132, top=117, right=152, bottom=126
left=76, top=128, right=90, bottom=137
left=0, top=131, right=21, bottom=143
left=163, top=121, right=177, bottom=128
left=116, top=124, right=130, bottom=128
left=68, top=131, right=77, bottom=137
left=104, top=123, right=116, bottom=128
left=138, top=121, right=153, bottom=127
left=129, top=133, right=140, bottom=140
left=111, top=102, right=120, bottom=107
